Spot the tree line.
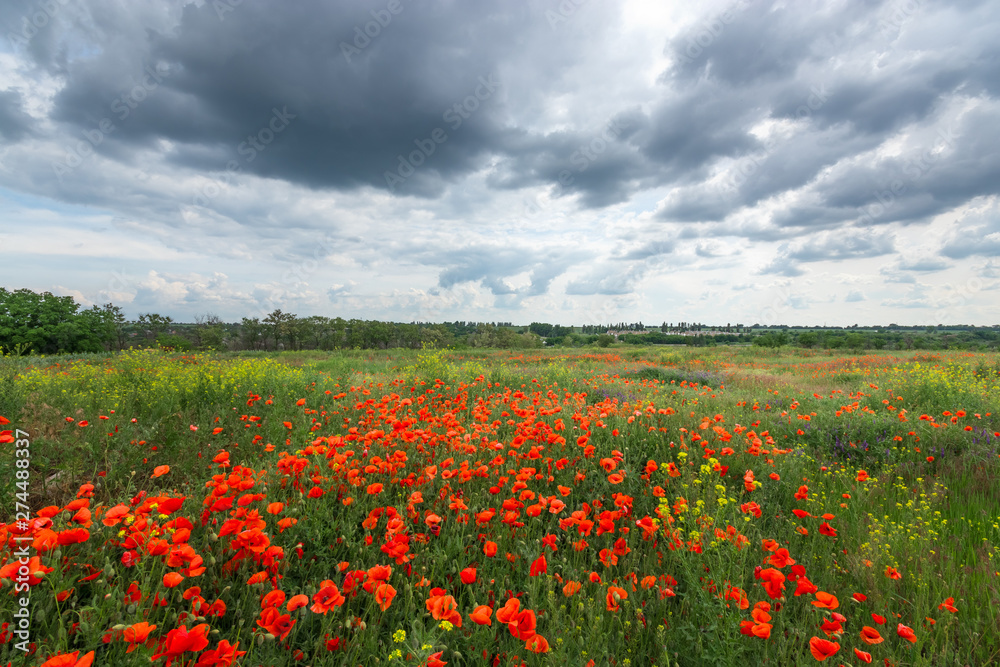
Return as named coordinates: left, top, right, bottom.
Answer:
left=1, top=288, right=996, bottom=355
left=0, top=289, right=542, bottom=354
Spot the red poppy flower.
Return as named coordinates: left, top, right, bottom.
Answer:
left=812, top=591, right=839, bottom=610
left=606, top=585, right=628, bottom=612
left=194, top=639, right=245, bottom=666
left=496, top=598, right=521, bottom=624
left=509, top=609, right=537, bottom=641
left=859, top=626, right=883, bottom=644
left=123, top=622, right=156, bottom=653
left=938, top=597, right=958, bottom=613
left=808, top=636, right=840, bottom=661
left=311, top=582, right=345, bottom=614
left=163, top=572, right=184, bottom=588
left=286, top=594, right=309, bottom=612
left=375, top=583, right=396, bottom=611
left=529, top=554, right=547, bottom=576
left=470, top=605, right=493, bottom=626
left=256, top=607, right=295, bottom=640
left=152, top=624, right=210, bottom=663
left=40, top=651, right=95, bottom=667
left=525, top=633, right=550, bottom=653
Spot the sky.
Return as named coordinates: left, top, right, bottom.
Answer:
left=1, top=0, right=999, bottom=327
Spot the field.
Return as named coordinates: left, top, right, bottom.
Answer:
left=2, top=346, right=1000, bottom=666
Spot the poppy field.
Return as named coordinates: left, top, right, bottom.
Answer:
left=2, top=346, right=999, bottom=666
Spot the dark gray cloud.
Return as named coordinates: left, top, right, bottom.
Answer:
left=2, top=0, right=999, bottom=325
left=0, top=90, right=34, bottom=142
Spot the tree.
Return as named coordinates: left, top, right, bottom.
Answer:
left=797, top=331, right=818, bottom=348
left=0, top=288, right=85, bottom=354
left=76, top=303, right=127, bottom=352
left=137, top=313, right=173, bottom=343
left=263, top=310, right=296, bottom=350
left=529, top=322, right=554, bottom=337
left=194, top=314, right=225, bottom=351
left=240, top=317, right=265, bottom=350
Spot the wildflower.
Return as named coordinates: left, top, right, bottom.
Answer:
left=375, top=583, right=397, bottom=611
left=529, top=554, right=548, bottom=576
left=152, top=624, right=210, bottom=665
left=606, top=586, right=628, bottom=612
left=194, top=639, right=245, bottom=666
left=257, top=607, right=295, bottom=640
left=808, top=636, right=840, bottom=661
left=896, top=623, right=917, bottom=643
left=286, top=594, right=309, bottom=612
left=39, top=651, right=95, bottom=667
left=508, top=608, right=537, bottom=641
left=812, top=591, right=839, bottom=610
left=123, top=622, right=156, bottom=653
left=759, top=568, right=786, bottom=600
left=525, top=634, right=550, bottom=653
left=859, top=626, right=883, bottom=644
left=426, top=592, right=462, bottom=627
left=470, top=605, right=493, bottom=626
left=311, top=581, right=345, bottom=614
left=163, top=572, right=185, bottom=588
left=497, top=598, right=521, bottom=624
